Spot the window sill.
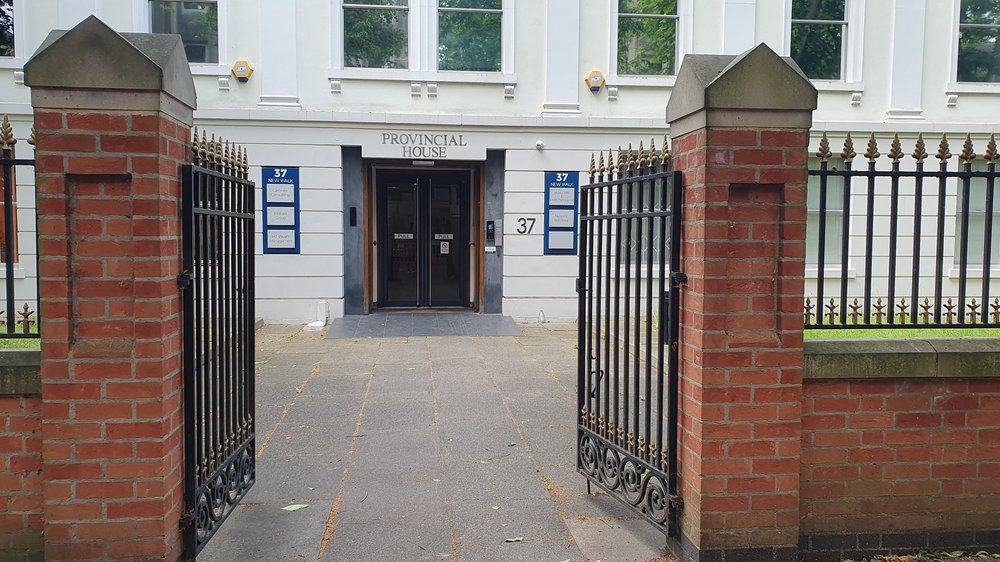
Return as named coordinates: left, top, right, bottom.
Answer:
left=0, top=58, right=24, bottom=70
left=328, top=69, right=516, bottom=85
left=190, top=64, right=230, bottom=77
left=948, top=267, right=1000, bottom=280
left=946, top=82, right=1000, bottom=94
left=607, top=75, right=677, bottom=88
left=811, top=80, right=864, bottom=93
left=806, top=266, right=857, bottom=280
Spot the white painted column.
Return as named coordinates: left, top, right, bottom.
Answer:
left=886, top=0, right=926, bottom=119
left=542, top=0, right=580, bottom=113
left=259, top=0, right=300, bottom=107
left=58, top=0, right=98, bottom=29
left=722, top=0, right=756, bottom=54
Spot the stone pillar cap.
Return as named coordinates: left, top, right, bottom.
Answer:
left=24, top=15, right=196, bottom=109
left=666, top=43, right=817, bottom=124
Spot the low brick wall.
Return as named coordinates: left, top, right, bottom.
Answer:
left=800, top=339, right=1000, bottom=561
left=0, top=350, right=43, bottom=559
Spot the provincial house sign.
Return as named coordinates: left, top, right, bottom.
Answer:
left=359, top=130, right=488, bottom=160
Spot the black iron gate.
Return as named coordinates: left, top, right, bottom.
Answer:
left=180, top=132, right=256, bottom=557
left=577, top=143, right=683, bottom=537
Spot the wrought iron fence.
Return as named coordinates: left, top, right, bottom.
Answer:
left=577, top=139, right=683, bottom=537
left=0, top=115, right=37, bottom=338
left=181, top=130, right=256, bottom=556
left=806, top=132, right=1000, bottom=329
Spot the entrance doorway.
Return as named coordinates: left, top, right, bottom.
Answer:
left=376, top=170, right=471, bottom=308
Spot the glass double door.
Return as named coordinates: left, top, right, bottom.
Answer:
left=377, top=171, right=470, bottom=308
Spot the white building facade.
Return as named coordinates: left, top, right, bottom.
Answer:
left=0, top=0, right=997, bottom=323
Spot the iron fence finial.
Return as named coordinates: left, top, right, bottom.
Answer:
left=841, top=133, right=856, bottom=163
left=616, top=146, right=625, bottom=173
left=936, top=134, right=952, bottom=162
left=0, top=115, right=16, bottom=151
left=960, top=134, right=976, bottom=164
left=913, top=134, right=928, bottom=164
left=638, top=140, right=647, bottom=168
left=817, top=133, right=832, bottom=162
left=589, top=153, right=596, bottom=177
left=662, top=134, right=670, bottom=165
left=888, top=134, right=903, bottom=163
left=986, top=134, right=998, bottom=165
left=864, top=133, right=879, bottom=162
left=626, top=143, right=636, bottom=171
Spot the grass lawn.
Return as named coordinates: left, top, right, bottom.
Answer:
left=0, top=336, right=39, bottom=349
left=805, top=327, right=1000, bottom=340
left=0, top=322, right=40, bottom=348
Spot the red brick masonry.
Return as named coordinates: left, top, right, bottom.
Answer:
left=0, top=396, right=42, bottom=555
left=800, top=377, right=1000, bottom=559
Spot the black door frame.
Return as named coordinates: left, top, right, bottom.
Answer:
left=375, top=169, right=471, bottom=309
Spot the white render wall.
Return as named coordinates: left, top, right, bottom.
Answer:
left=0, top=1, right=996, bottom=324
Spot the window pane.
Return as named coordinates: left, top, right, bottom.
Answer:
left=806, top=175, right=844, bottom=266
left=439, top=0, right=500, bottom=9
left=617, top=15, right=676, bottom=75
left=0, top=0, right=13, bottom=57
left=958, top=26, right=1000, bottom=82
left=955, top=177, right=1000, bottom=265
left=961, top=0, right=1000, bottom=25
left=792, top=0, right=844, bottom=21
left=790, top=22, right=842, bottom=79
left=149, top=1, right=218, bottom=64
left=619, top=0, right=677, bottom=16
left=438, top=11, right=500, bottom=71
left=344, top=7, right=408, bottom=69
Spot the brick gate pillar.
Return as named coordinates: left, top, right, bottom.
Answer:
left=665, top=44, right=817, bottom=562
left=23, top=17, right=196, bottom=561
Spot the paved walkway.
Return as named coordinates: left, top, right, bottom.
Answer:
left=200, top=323, right=670, bottom=562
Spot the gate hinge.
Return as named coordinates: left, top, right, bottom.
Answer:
left=670, top=495, right=684, bottom=511
left=670, top=272, right=688, bottom=287
left=177, top=270, right=194, bottom=290
left=179, top=508, right=195, bottom=529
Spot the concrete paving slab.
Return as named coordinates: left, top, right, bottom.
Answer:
left=202, top=323, right=672, bottom=562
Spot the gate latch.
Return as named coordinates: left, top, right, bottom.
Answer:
left=670, top=272, right=688, bottom=287
left=576, top=278, right=586, bottom=294
left=177, top=270, right=194, bottom=289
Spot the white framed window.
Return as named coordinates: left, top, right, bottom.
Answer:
left=0, top=0, right=26, bottom=69
left=954, top=160, right=1000, bottom=268
left=806, top=171, right=845, bottom=268
left=954, top=0, right=1000, bottom=83
left=331, top=0, right=515, bottom=83
left=138, top=0, right=228, bottom=75
left=784, top=0, right=863, bottom=90
left=608, top=0, right=691, bottom=87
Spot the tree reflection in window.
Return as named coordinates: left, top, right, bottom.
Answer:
left=958, top=0, right=1000, bottom=82
left=790, top=0, right=846, bottom=80
left=0, top=0, right=13, bottom=57
left=344, top=0, right=408, bottom=69
left=617, top=0, right=678, bottom=76
left=438, top=0, right=501, bottom=72
left=149, top=1, right=218, bottom=64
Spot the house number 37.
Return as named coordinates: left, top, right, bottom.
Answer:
left=516, top=217, right=536, bottom=234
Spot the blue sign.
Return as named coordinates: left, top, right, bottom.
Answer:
left=544, top=171, right=579, bottom=255
left=262, top=166, right=300, bottom=254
